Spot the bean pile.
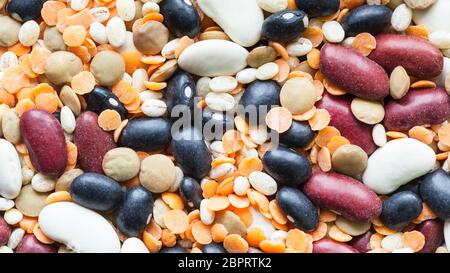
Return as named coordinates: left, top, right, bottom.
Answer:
left=0, top=0, right=449, bottom=254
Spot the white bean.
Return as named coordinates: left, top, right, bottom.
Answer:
left=391, top=4, right=412, bottom=32
left=381, top=233, right=404, bottom=251
left=31, top=173, right=56, bottom=193
left=4, top=208, right=23, bottom=225
left=117, top=0, right=136, bottom=21
left=142, top=2, right=160, bottom=15
left=286, top=38, right=313, bottom=57
left=205, top=92, right=236, bottom=111
left=0, top=246, right=13, bottom=253
left=256, top=62, right=279, bottom=80
left=89, top=22, right=108, bottom=45
left=209, top=76, right=238, bottom=93
left=71, top=0, right=90, bottom=11
left=18, top=20, right=40, bottom=47
left=200, top=199, right=215, bottom=225
left=233, top=176, right=250, bottom=196
left=209, top=163, right=236, bottom=179
left=89, top=7, right=111, bottom=23
left=372, top=123, right=387, bottom=147
left=0, top=197, right=14, bottom=211
left=61, top=106, right=76, bottom=134
left=248, top=171, right=277, bottom=195
left=429, top=31, right=450, bottom=49
left=141, top=99, right=167, bottom=117
left=322, top=21, right=345, bottom=43
left=236, top=68, right=257, bottom=84
left=196, top=77, right=212, bottom=97
left=161, top=38, right=180, bottom=59
left=106, top=17, right=127, bottom=48
left=8, top=228, right=25, bottom=249
left=139, top=90, right=163, bottom=102
left=132, top=69, right=149, bottom=92
left=257, top=0, right=288, bottom=13
left=0, top=52, right=19, bottom=72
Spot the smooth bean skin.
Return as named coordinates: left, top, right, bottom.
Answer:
left=313, top=238, right=359, bottom=253
left=238, top=80, right=280, bottom=124
left=320, top=43, right=389, bottom=100
left=7, top=0, right=45, bottom=21
left=160, top=246, right=188, bottom=253
left=120, top=117, right=172, bottom=151
left=420, top=169, right=450, bottom=220
left=160, top=0, right=201, bottom=38
left=20, top=110, right=68, bottom=177
left=303, top=171, right=382, bottom=222
left=349, top=229, right=374, bottom=253
left=171, top=127, right=212, bottom=179
left=380, top=191, right=422, bottom=231
left=70, top=173, right=123, bottom=211
left=15, top=234, right=57, bottom=253
left=85, top=86, right=127, bottom=119
left=279, top=121, right=315, bottom=148
left=202, top=242, right=228, bottom=253
left=262, top=146, right=312, bottom=187
left=74, top=111, right=116, bottom=173
left=394, top=177, right=421, bottom=195
left=276, top=186, right=319, bottom=232
left=115, top=186, right=154, bottom=238
left=316, top=93, right=377, bottom=155
left=0, top=216, right=10, bottom=245
left=165, top=70, right=196, bottom=119
left=295, top=0, right=340, bottom=17
left=180, top=177, right=203, bottom=210
left=261, top=10, right=307, bottom=42
left=369, top=34, right=444, bottom=79
left=383, top=87, right=450, bottom=131
left=202, top=108, right=234, bottom=138
left=341, top=5, right=392, bottom=37
left=416, top=220, right=444, bottom=253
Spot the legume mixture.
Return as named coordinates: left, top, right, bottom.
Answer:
left=0, top=0, right=449, bottom=254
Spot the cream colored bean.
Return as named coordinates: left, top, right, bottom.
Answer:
left=210, top=141, right=226, bottom=158
left=142, top=2, right=160, bottom=15
left=132, top=69, right=148, bottom=92
left=233, top=176, right=250, bottom=196
left=169, top=166, right=184, bottom=192
left=342, top=37, right=355, bottom=48
left=236, top=68, right=257, bottom=84
left=196, top=77, right=211, bottom=97
left=322, top=21, right=345, bottom=43
left=153, top=198, right=171, bottom=228
left=0, top=246, right=13, bottom=253
left=351, top=98, right=385, bottom=125
left=117, top=0, right=136, bottom=21
left=71, top=0, right=90, bottom=11
left=248, top=171, right=277, bottom=195
left=0, top=197, right=14, bottom=211
left=209, top=76, right=238, bottom=93
left=139, top=90, right=163, bottom=102
left=270, top=230, right=288, bottom=243
left=205, top=92, right=236, bottom=111
left=372, top=123, right=387, bottom=147
left=61, top=106, right=76, bottom=134
left=18, top=20, right=40, bottom=46
left=256, top=62, right=279, bottom=80
left=286, top=38, right=313, bottom=57
left=106, top=17, right=127, bottom=48
left=390, top=66, right=410, bottom=99
left=161, top=38, right=180, bottom=59
left=89, top=22, right=108, bottom=45
left=90, top=7, right=111, bottom=23
left=31, top=173, right=56, bottom=193
left=141, top=99, right=167, bottom=117
left=209, top=163, right=236, bottom=179
left=22, top=166, right=34, bottom=185
left=257, top=0, right=288, bottom=13
left=200, top=199, right=215, bottom=225
left=0, top=52, right=18, bottom=72
left=391, top=4, right=412, bottom=32
left=381, top=233, right=404, bottom=252
left=4, top=208, right=23, bottom=225
left=249, top=124, right=268, bottom=145
left=8, top=228, right=24, bottom=249
left=429, top=31, right=450, bottom=49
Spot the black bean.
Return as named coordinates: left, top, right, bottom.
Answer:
left=420, top=169, right=450, bottom=220
left=295, top=0, right=340, bottom=17
left=394, top=177, right=422, bottom=195
left=120, top=117, right=172, bottom=151
left=276, top=186, right=319, bottom=231
left=115, top=186, right=154, bottom=238
left=70, top=173, right=123, bottom=211
left=52, top=111, right=61, bottom=123
left=85, top=86, right=128, bottom=119
left=238, top=80, right=280, bottom=124
left=202, top=108, right=234, bottom=139
left=160, top=0, right=201, bottom=38
left=279, top=121, right=315, bottom=148
left=165, top=70, right=197, bottom=120
left=172, top=127, right=212, bottom=179
left=263, top=146, right=312, bottom=186
left=179, top=177, right=203, bottom=209
left=380, top=191, right=422, bottom=231
left=160, top=246, right=188, bottom=253
left=341, top=5, right=392, bottom=37
left=202, top=243, right=228, bottom=253
left=7, top=0, right=45, bottom=22
left=261, top=10, right=307, bottom=42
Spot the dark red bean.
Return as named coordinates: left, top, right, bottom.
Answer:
left=383, top=87, right=450, bottom=131
left=369, top=34, right=444, bottom=79
left=73, top=111, right=116, bottom=173
left=320, top=43, right=389, bottom=100
left=15, top=234, right=57, bottom=253
left=350, top=229, right=375, bottom=253
left=303, top=171, right=382, bottom=222
left=20, top=109, right=68, bottom=176
left=0, top=216, right=10, bottom=245
left=316, top=93, right=377, bottom=154
left=313, top=238, right=359, bottom=253
left=416, top=219, right=444, bottom=253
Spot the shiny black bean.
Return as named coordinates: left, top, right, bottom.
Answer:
left=165, top=70, right=196, bottom=120
left=179, top=177, right=203, bottom=209
left=115, top=186, right=153, bottom=237
left=70, top=173, right=122, bottom=211
left=276, top=186, right=319, bottom=231
left=263, top=146, right=312, bottom=186
left=380, top=191, right=422, bottom=230
left=295, top=0, right=340, bottom=17
left=120, top=117, right=172, bottom=151
left=261, top=10, right=307, bottom=42
left=394, top=177, right=422, bottom=195
left=172, top=127, right=212, bottom=179
left=7, top=0, right=45, bottom=21
left=341, top=5, right=392, bottom=37
left=85, top=86, right=127, bottom=119
left=160, top=0, right=201, bottom=38
left=238, top=80, right=280, bottom=124
left=279, top=121, right=315, bottom=148
left=420, top=169, right=450, bottom=220
left=202, top=108, right=234, bottom=139
left=202, top=243, right=228, bottom=253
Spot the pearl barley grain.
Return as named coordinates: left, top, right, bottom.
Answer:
left=322, top=21, right=345, bottom=43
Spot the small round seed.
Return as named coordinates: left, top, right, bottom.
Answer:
left=350, top=98, right=385, bottom=125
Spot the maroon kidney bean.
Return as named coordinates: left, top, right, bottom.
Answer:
left=369, top=34, right=444, bottom=79
left=313, top=238, right=360, bottom=253
left=15, top=234, right=57, bottom=253
left=20, top=109, right=68, bottom=177
left=383, top=87, right=450, bottom=131
left=349, top=229, right=374, bottom=253
left=316, top=93, right=376, bottom=154
left=303, top=171, right=382, bottom=222
left=416, top=220, right=444, bottom=253
left=73, top=111, right=116, bottom=173
left=0, top=216, right=10, bottom=245
left=319, top=43, right=389, bottom=100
